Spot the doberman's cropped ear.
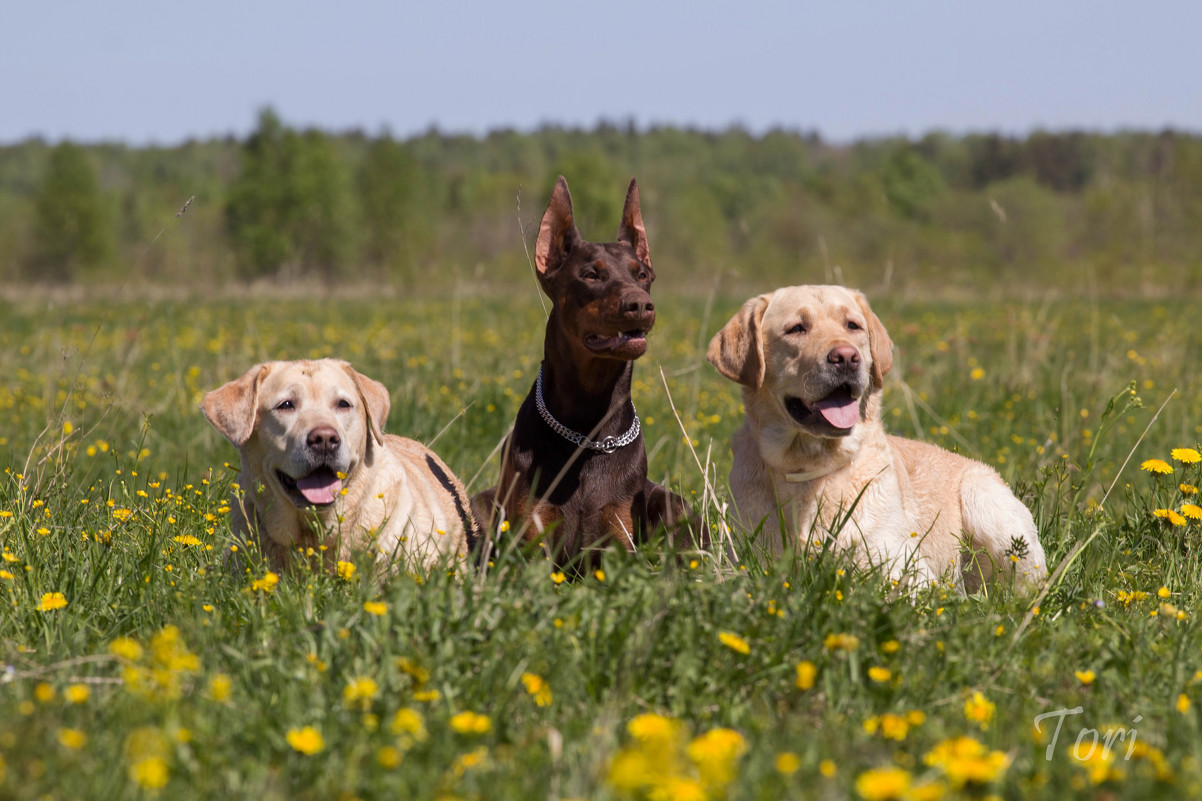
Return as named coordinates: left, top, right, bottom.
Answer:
left=707, top=294, right=772, bottom=389
left=202, top=362, right=273, bottom=448
left=617, top=177, right=652, bottom=268
left=852, top=290, right=894, bottom=389
left=535, top=175, right=580, bottom=276
left=341, top=363, right=389, bottom=447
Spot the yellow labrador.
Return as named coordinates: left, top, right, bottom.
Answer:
left=708, top=285, right=1046, bottom=590
left=202, top=359, right=475, bottom=574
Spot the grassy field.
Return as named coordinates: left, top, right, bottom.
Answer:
left=2, top=286, right=1202, bottom=800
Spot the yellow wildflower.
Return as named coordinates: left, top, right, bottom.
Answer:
left=363, top=600, right=388, bottom=616
left=1074, top=670, right=1096, bottom=686
left=65, top=684, right=90, bottom=704
left=925, top=736, right=1009, bottom=787
left=774, top=752, right=801, bottom=775
left=1178, top=694, right=1191, bottom=714
left=824, top=632, right=860, bottom=652
left=208, top=674, right=232, bottom=702
left=551, top=571, right=566, bottom=584
left=390, top=707, right=428, bottom=741
left=854, top=766, right=911, bottom=800
left=37, top=592, right=68, bottom=612
left=449, top=711, right=492, bottom=735
left=1141, top=459, right=1173, bottom=475
left=1171, top=448, right=1201, bottom=464
left=343, top=676, right=379, bottom=709
left=286, top=726, right=325, bottom=755
left=867, top=666, right=892, bottom=683
left=687, top=727, right=747, bottom=789
left=250, top=572, right=279, bottom=593
left=718, top=631, right=750, bottom=655
left=520, top=672, right=553, bottom=706
left=963, top=691, right=995, bottom=730
left=125, top=727, right=171, bottom=789
left=795, top=661, right=817, bottom=690
left=1182, top=503, right=1202, bottom=520
left=57, top=728, right=87, bottom=750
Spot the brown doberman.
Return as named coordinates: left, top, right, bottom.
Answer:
left=472, top=176, right=705, bottom=571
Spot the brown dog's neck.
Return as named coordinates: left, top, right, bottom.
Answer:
left=537, top=348, right=637, bottom=439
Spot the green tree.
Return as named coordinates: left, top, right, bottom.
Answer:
left=29, top=141, right=110, bottom=281
left=226, top=108, right=353, bottom=280
left=358, top=135, right=425, bottom=281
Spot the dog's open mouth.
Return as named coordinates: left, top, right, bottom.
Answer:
left=585, top=329, right=649, bottom=356
left=277, top=467, right=342, bottom=507
left=785, top=386, right=861, bottom=433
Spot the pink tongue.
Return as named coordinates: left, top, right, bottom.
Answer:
left=815, top=394, right=860, bottom=429
left=296, top=472, right=341, bottom=505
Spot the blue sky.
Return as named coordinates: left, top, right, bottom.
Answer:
left=2, top=0, right=1198, bottom=145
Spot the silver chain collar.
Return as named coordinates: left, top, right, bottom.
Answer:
left=534, top=368, right=641, bottom=454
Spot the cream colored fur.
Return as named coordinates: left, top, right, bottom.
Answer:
left=708, top=286, right=1047, bottom=590
left=202, top=359, right=469, bottom=575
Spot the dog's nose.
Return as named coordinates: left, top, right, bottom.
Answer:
left=620, top=293, right=654, bottom=315
left=827, top=345, right=860, bottom=366
left=307, top=427, right=341, bottom=452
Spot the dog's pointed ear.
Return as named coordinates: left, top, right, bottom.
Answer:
left=202, top=362, right=273, bottom=448
left=617, top=177, right=652, bottom=268
left=707, top=294, right=771, bottom=389
left=342, top=363, right=390, bottom=447
left=853, top=290, right=893, bottom=389
left=535, top=175, right=579, bottom=276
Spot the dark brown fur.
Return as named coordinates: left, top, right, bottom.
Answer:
left=472, top=176, right=705, bottom=570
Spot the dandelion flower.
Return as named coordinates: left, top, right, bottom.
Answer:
left=824, top=632, right=860, bottom=652
left=390, top=707, right=427, bottom=740
left=718, top=631, right=751, bottom=655
left=1172, top=448, right=1201, bottom=464
left=1177, top=694, right=1191, bottom=714
left=1181, top=483, right=1198, bottom=495
left=687, top=727, right=747, bottom=789
left=57, top=728, right=87, bottom=750
left=250, top=572, right=279, bottom=593
left=208, top=674, right=232, bottom=702
left=37, top=592, right=68, bottom=612
left=854, top=766, right=912, bottom=800
left=1141, top=459, right=1173, bottom=475
left=551, top=571, right=566, bottom=585
left=65, top=684, right=90, bottom=704
left=627, top=713, right=679, bottom=745
left=795, top=661, right=817, bottom=690
left=867, top=666, right=892, bottom=683
left=1182, top=504, right=1202, bottom=520
left=336, top=561, right=356, bottom=581
left=286, top=726, right=325, bottom=755
left=449, top=711, right=492, bottom=735
left=1167, top=510, right=1187, bottom=526
left=342, top=676, right=379, bottom=708
left=963, top=691, right=995, bottom=730
left=521, top=672, right=553, bottom=707
left=1074, top=670, right=1096, bottom=686
left=774, top=752, right=801, bottom=775
left=363, top=600, right=388, bottom=616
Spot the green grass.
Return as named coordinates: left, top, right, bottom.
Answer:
left=2, top=290, right=1202, bottom=799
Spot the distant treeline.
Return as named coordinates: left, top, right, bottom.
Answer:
left=1, top=108, right=1199, bottom=294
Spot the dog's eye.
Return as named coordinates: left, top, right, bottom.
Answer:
left=787, top=324, right=806, bottom=335
left=636, top=270, right=650, bottom=282
left=582, top=269, right=600, bottom=281
left=336, top=399, right=353, bottom=409
left=847, top=320, right=862, bottom=331
left=275, top=400, right=295, bottom=411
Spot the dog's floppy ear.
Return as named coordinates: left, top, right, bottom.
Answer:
left=535, top=175, right=580, bottom=277
left=853, top=290, right=893, bottom=389
left=617, top=177, right=652, bottom=268
left=707, top=294, right=771, bottom=389
left=342, top=363, right=390, bottom=447
left=201, top=362, right=272, bottom=448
